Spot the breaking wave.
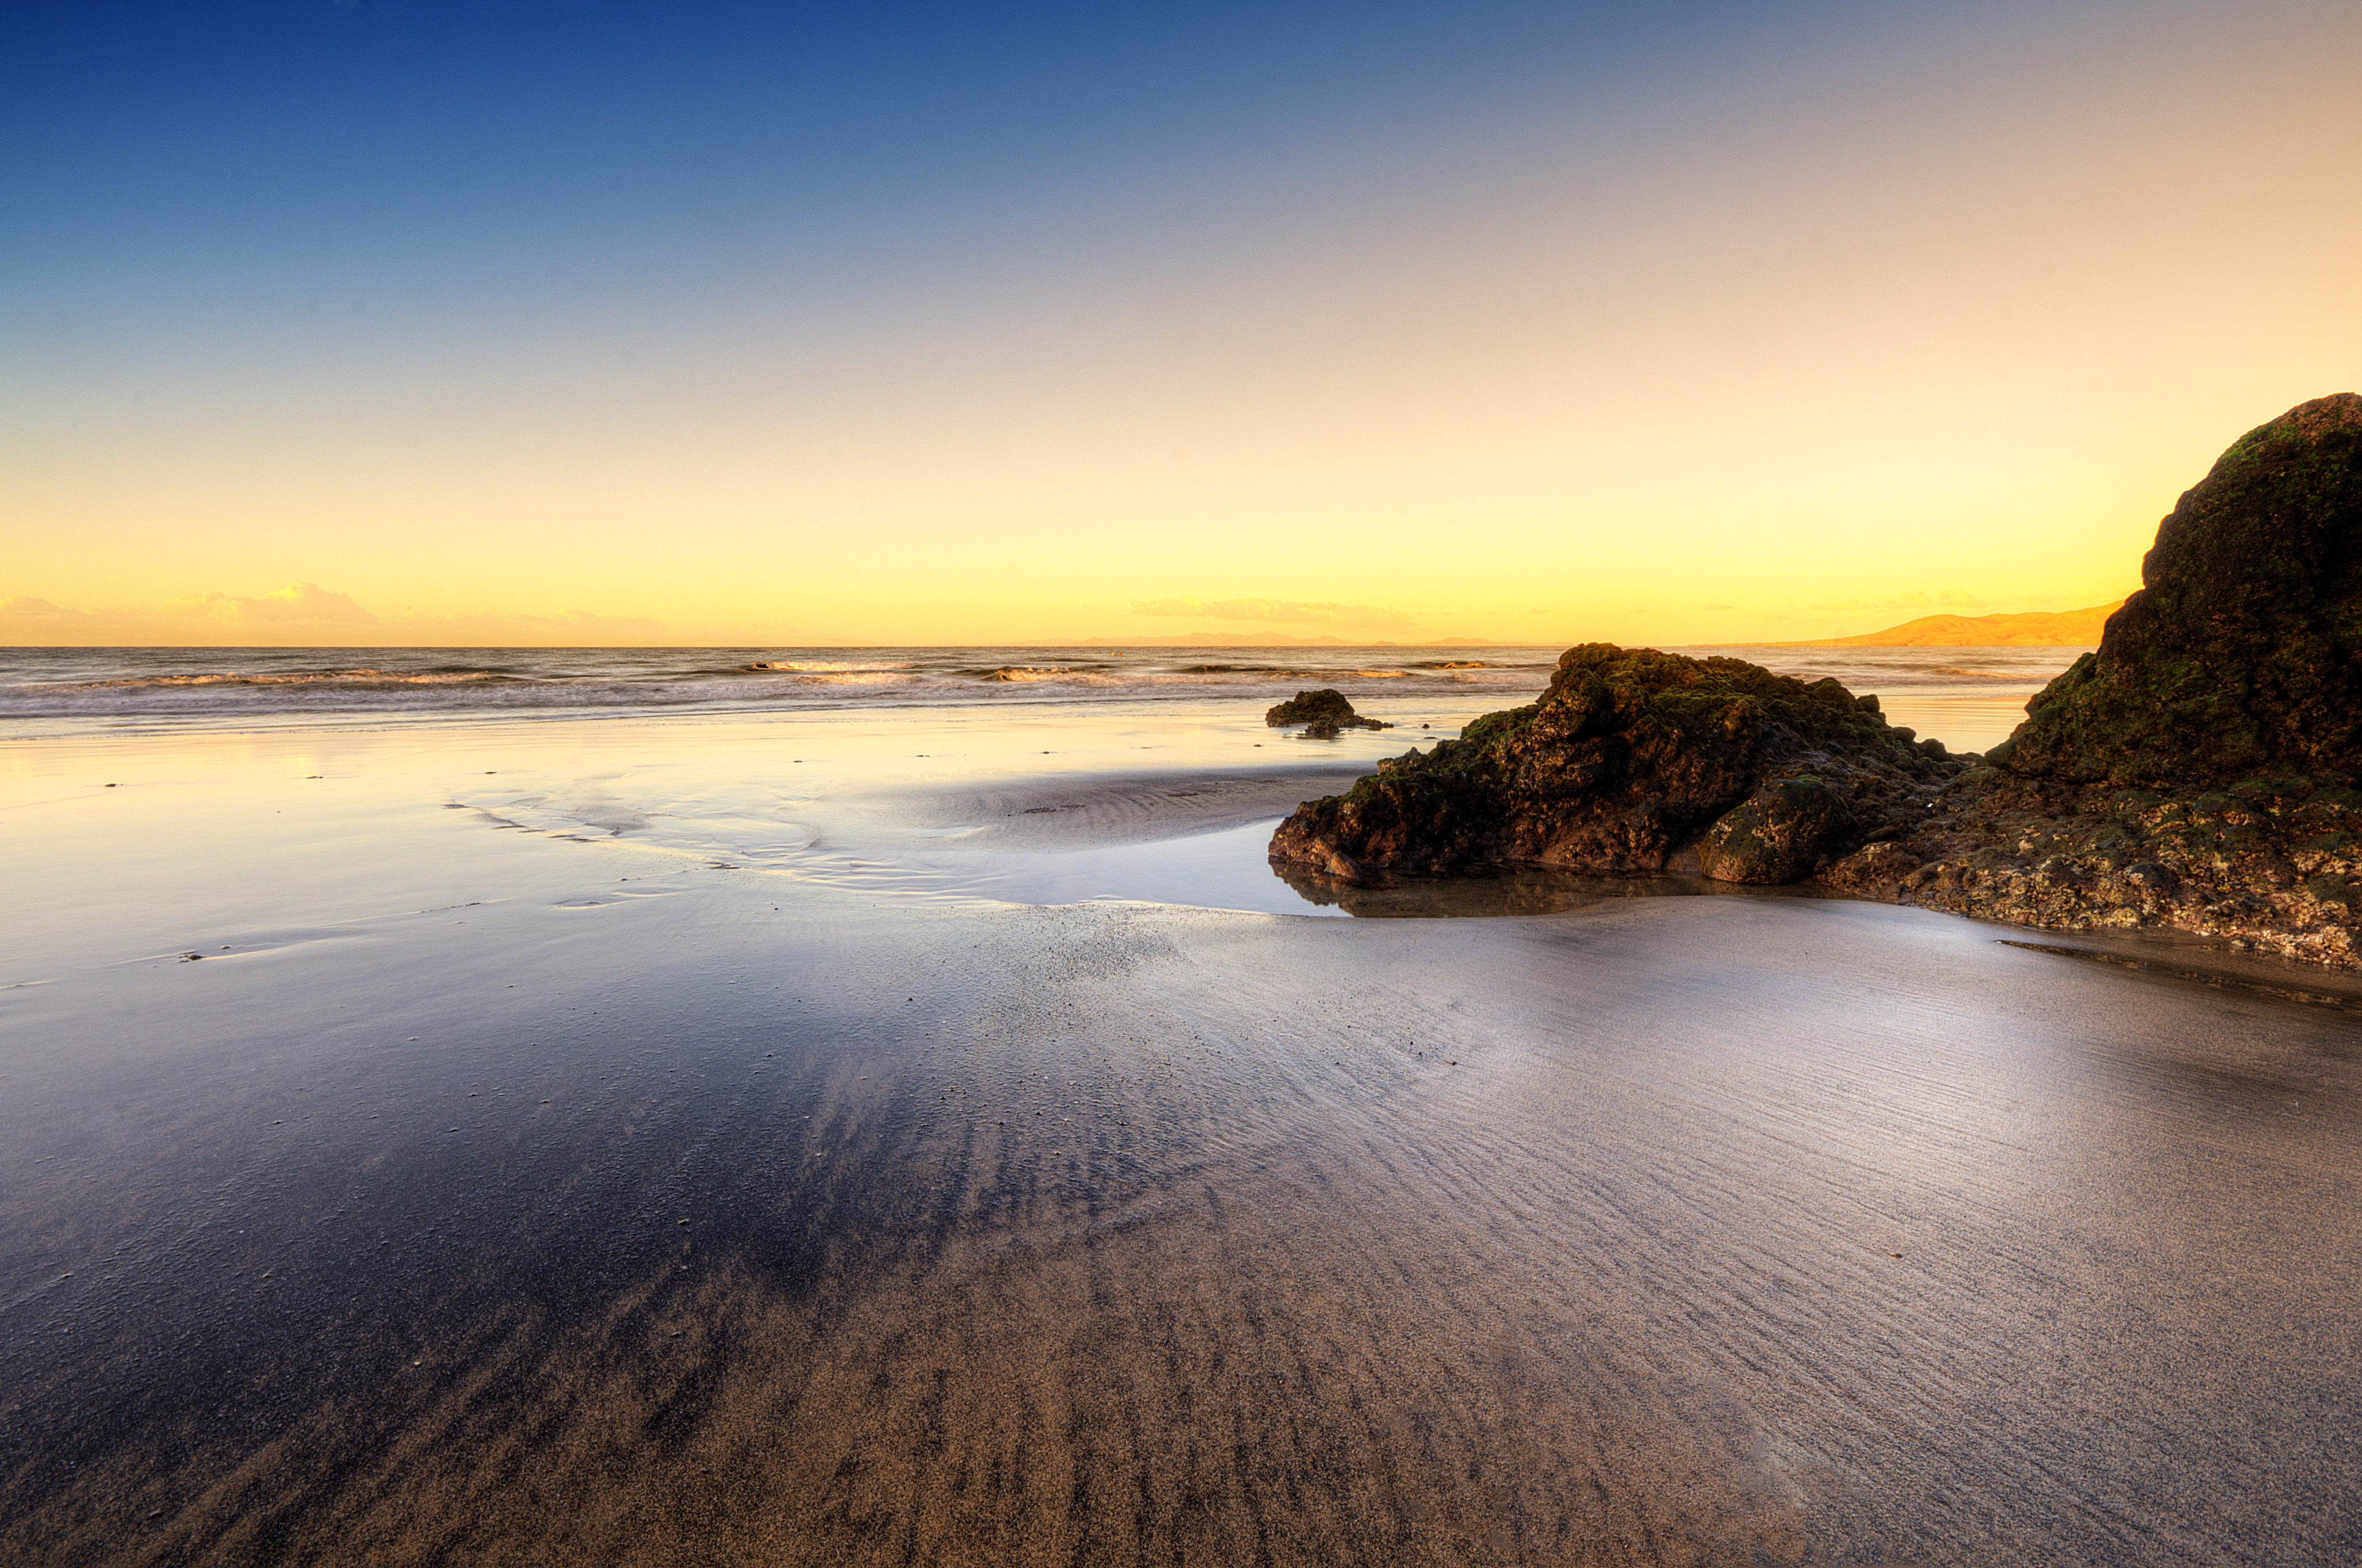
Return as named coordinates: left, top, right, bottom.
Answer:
left=744, top=660, right=916, bottom=673
left=29, top=668, right=509, bottom=693
left=0, top=642, right=2087, bottom=741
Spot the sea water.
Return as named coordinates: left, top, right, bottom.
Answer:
left=0, top=642, right=2081, bottom=747
left=0, top=643, right=2089, bottom=923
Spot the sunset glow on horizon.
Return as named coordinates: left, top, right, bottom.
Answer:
left=6, top=1, right=2358, bottom=647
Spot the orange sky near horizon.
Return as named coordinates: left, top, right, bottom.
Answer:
left=5, top=2, right=2357, bottom=649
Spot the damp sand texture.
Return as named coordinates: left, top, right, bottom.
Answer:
left=3, top=724, right=2359, bottom=1566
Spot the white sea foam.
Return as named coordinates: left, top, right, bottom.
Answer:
left=747, top=660, right=916, bottom=673
left=0, top=642, right=2087, bottom=752
left=977, top=666, right=1124, bottom=685
left=28, top=668, right=507, bottom=693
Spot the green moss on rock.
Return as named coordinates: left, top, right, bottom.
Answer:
left=1265, top=688, right=1389, bottom=733
left=1269, top=643, right=1946, bottom=880
left=1698, top=779, right=1855, bottom=884
left=2003, top=392, right=2362, bottom=787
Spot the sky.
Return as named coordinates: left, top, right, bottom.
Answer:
left=5, top=0, right=2359, bottom=647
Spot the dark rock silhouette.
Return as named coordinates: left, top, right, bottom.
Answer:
left=1265, top=689, right=1390, bottom=737
left=1995, top=393, right=2362, bottom=786
left=1269, top=645, right=1950, bottom=884
left=1269, top=394, right=2362, bottom=967
left=1889, top=395, right=2362, bottom=966
left=1697, top=779, right=1855, bottom=884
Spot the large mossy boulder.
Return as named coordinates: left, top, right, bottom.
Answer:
left=1897, top=394, right=2362, bottom=967
left=1697, top=779, right=1855, bottom=884
left=1997, top=393, right=2362, bottom=787
left=1268, top=644, right=1947, bottom=882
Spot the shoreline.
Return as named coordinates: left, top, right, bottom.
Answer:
left=5, top=706, right=2359, bottom=1564
left=816, top=758, right=1385, bottom=852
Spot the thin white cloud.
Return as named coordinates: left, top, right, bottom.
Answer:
left=1807, top=589, right=1992, bottom=614
left=1130, top=596, right=1421, bottom=631
left=1, top=585, right=669, bottom=646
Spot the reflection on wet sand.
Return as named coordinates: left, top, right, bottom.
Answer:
left=5, top=872, right=2358, bottom=1565
left=1269, top=858, right=1831, bottom=919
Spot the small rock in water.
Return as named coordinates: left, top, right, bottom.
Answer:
left=1265, top=689, right=1391, bottom=733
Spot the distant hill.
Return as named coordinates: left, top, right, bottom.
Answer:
left=1774, top=600, right=2124, bottom=647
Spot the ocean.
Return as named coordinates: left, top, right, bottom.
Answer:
left=0, top=642, right=2084, bottom=750
left=0, top=641, right=2096, bottom=925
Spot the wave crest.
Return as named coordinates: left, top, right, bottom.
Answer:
left=27, top=668, right=506, bottom=694
left=975, top=666, right=1120, bottom=684
left=745, top=660, right=914, bottom=673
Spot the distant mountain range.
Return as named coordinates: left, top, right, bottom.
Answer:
left=1774, top=601, right=2124, bottom=647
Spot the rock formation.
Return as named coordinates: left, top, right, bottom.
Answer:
left=1268, top=645, right=1953, bottom=884
left=1265, top=689, right=1391, bottom=738
left=1893, top=393, right=2362, bottom=966
left=1993, top=393, right=2362, bottom=785
left=1695, top=779, right=1856, bottom=884
left=1270, top=394, right=2362, bottom=969
left=1890, top=768, right=2361, bottom=967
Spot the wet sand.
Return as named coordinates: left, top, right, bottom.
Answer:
left=4, top=716, right=2359, bottom=1565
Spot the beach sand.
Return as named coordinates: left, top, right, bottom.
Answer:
left=5, top=711, right=2358, bottom=1565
